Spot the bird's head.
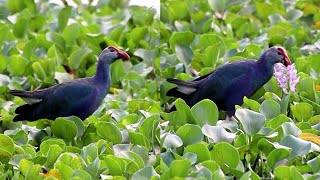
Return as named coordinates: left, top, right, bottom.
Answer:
left=99, top=46, right=130, bottom=63
left=261, top=47, right=291, bottom=66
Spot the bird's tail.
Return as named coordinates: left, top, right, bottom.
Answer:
left=13, top=104, right=36, bottom=121
left=166, top=78, right=199, bottom=111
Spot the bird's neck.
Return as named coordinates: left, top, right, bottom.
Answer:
left=93, top=59, right=111, bottom=93
left=256, top=58, right=275, bottom=83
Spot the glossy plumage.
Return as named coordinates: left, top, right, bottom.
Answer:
left=10, top=46, right=129, bottom=121
left=167, top=47, right=291, bottom=117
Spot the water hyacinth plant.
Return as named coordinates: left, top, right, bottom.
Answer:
left=274, top=63, right=300, bottom=94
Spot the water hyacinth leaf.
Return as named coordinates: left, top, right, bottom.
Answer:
left=175, top=44, right=194, bottom=66
left=168, top=160, right=191, bottom=178
left=0, top=134, right=15, bottom=155
left=162, top=133, right=183, bottom=149
left=0, top=148, right=12, bottom=164
left=128, top=132, right=151, bottom=150
left=131, top=166, right=159, bottom=180
left=25, top=164, right=42, bottom=180
left=124, top=151, right=145, bottom=169
left=81, top=144, right=98, bottom=163
left=176, top=124, right=204, bottom=146
left=280, top=135, right=311, bottom=160
left=267, top=114, right=291, bottom=129
left=55, top=161, right=74, bottom=180
left=184, top=143, right=211, bottom=163
left=307, top=156, right=320, bottom=172
left=46, top=32, right=66, bottom=51
left=201, top=160, right=220, bottom=174
left=259, top=100, right=281, bottom=119
left=211, top=142, right=240, bottom=169
left=267, top=148, right=290, bottom=168
left=68, top=47, right=92, bottom=69
left=20, top=159, right=34, bottom=176
left=103, top=155, right=125, bottom=176
left=44, top=144, right=63, bottom=169
left=139, top=114, right=160, bottom=142
left=51, top=118, right=77, bottom=142
left=290, top=102, right=313, bottom=122
left=95, top=121, right=122, bottom=144
left=235, top=109, right=266, bottom=135
left=169, top=31, right=195, bottom=48
left=40, top=138, right=66, bottom=155
left=243, top=97, right=260, bottom=112
left=64, top=116, right=85, bottom=138
left=281, top=122, right=302, bottom=137
left=274, top=166, right=303, bottom=180
left=8, top=55, right=27, bottom=76
left=182, top=152, right=197, bottom=165
left=240, top=170, right=260, bottom=180
left=72, top=169, right=92, bottom=180
left=298, top=133, right=320, bottom=146
left=86, top=158, right=100, bottom=179
left=172, top=98, right=196, bottom=125
left=191, top=99, right=219, bottom=126
left=58, top=7, right=72, bottom=32
left=202, top=124, right=236, bottom=143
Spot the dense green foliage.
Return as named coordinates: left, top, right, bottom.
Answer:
left=0, top=0, right=319, bottom=179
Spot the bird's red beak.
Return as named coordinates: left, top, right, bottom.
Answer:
left=117, top=50, right=130, bottom=60
left=277, top=47, right=291, bottom=66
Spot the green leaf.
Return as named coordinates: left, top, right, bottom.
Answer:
left=170, top=160, right=191, bottom=178
left=202, top=124, right=236, bottom=143
left=184, top=143, right=211, bottom=163
left=46, top=32, right=66, bottom=51
left=211, top=142, right=240, bottom=169
left=103, top=155, right=125, bottom=176
left=52, top=118, right=78, bottom=142
left=72, top=169, right=92, bottom=180
left=169, top=31, right=195, bottom=47
left=259, top=100, right=281, bottom=119
left=44, top=144, right=63, bottom=169
left=191, top=99, right=219, bottom=126
left=13, top=17, right=28, bottom=38
left=236, top=109, right=266, bottom=135
left=291, top=102, right=313, bottom=122
left=281, top=122, right=302, bottom=137
left=95, top=121, right=122, bottom=144
left=19, top=159, right=34, bottom=176
left=25, top=164, right=42, bottom=180
left=68, top=47, right=92, bottom=69
left=8, top=55, right=28, bottom=76
left=58, top=7, right=72, bottom=32
left=267, top=148, right=290, bottom=168
left=243, top=97, right=260, bottom=112
left=32, top=62, right=47, bottom=80
left=40, top=138, right=66, bottom=155
left=208, top=0, right=227, bottom=13
left=162, top=133, right=183, bottom=149
left=280, top=135, right=311, bottom=160
left=176, top=124, right=204, bottom=146
left=274, top=166, right=304, bottom=180
left=132, top=166, right=159, bottom=180
left=128, top=131, right=151, bottom=150
left=175, top=44, right=194, bottom=66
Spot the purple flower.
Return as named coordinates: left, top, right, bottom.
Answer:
left=274, top=63, right=300, bottom=94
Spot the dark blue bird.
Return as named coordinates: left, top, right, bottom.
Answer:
left=10, top=46, right=130, bottom=121
left=166, top=47, right=291, bottom=119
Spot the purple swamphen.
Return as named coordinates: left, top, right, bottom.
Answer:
left=166, top=47, right=291, bottom=119
left=10, top=46, right=130, bottom=121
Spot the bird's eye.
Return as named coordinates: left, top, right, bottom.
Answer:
left=110, top=49, right=115, bottom=52
left=277, top=52, right=282, bottom=55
